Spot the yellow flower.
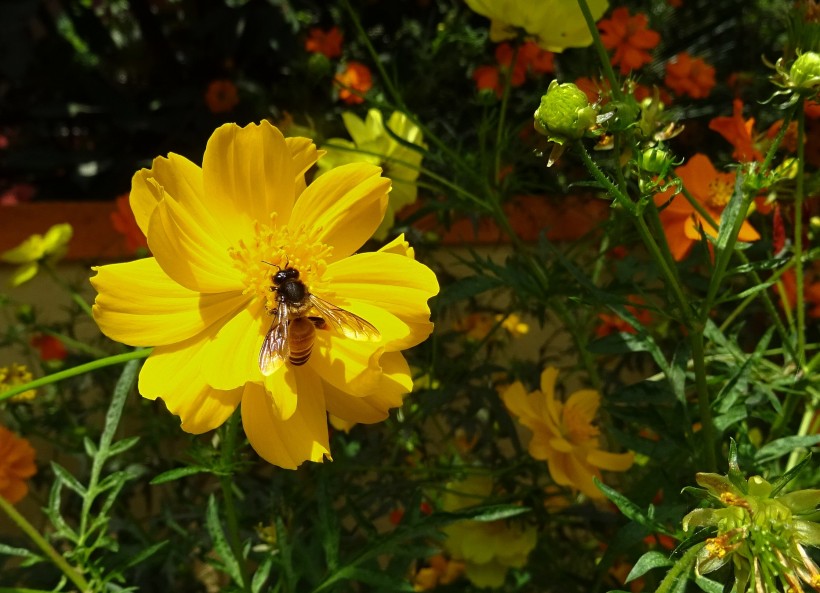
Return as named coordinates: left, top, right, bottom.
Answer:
left=0, top=364, right=36, bottom=402
left=465, top=0, right=609, bottom=52
left=91, top=122, right=439, bottom=469
left=1, top=223, right=73, bottom=287
left=0, top=425, right=37, bottom=503
left=442, top=475, right=537, bottom=588
left=318, top=109, right=425, bottom=241
left=501, top=367, right=633, bottom=499
left=497, top=313, right=529, bottom=337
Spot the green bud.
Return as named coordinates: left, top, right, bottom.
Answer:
left=533, top=80, right=598, bottom=145
left=307, top=52, right=332, bottom=79
left=789, top=51, right=820, bottom=89
left=638, top=146, right=675, bottom=176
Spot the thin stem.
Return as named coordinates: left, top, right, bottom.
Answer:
left=42, top=264, right=94, bottom=318
left=494, top=44, right=517, bottom=185
left=793, top=100, right=806, bottom=370
left=553, top=299, right=602, bottom=391
left=690, top=332, right=717, bottom=472
left=219, top=411, right=251, bottom=592
left=576, top=0, right=624, bottom=101
left=0, top=495, right=91, bottom=593
left=0, top=349, right=151, bottom=402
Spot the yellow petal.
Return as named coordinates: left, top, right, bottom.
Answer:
left=322, top=352, right=410, bottom=423
left=8, top=262, right=39, bottom=287
left=148, top=192, right=244, bottom=293
left=241, top=373, right=330, bottom=469
left=548, top=436, right=575, bottom=454
left=202, top=302, right=268, bottom=390
left=201, top=122, right=296, bottom=238
left=262, top=365, right=298, bottom=421
left=290, top=163, right=389, bottom=262
left=500, top=381, right=535, bottom=422
left=91, top=257, right=248, bottom=346
left=91, top=258, right=248, bottom=346
left=563, top=389, right=600, bottom=426
left=587, top=449, right=635, bottom=472
left=378, top=233, right=415, bottom=258
left=540, top=367, right=563, bottom=428
left=309, top=333, right=384, bottom=397
left=564, top=453, right=602, bottom=499
left=322, top=252, right=438, bottom=346
left=140, top=335, right=242, bottom=434
left=286, top=136, right=321, bottom=198
left=2, top=236, right=45, bottom=263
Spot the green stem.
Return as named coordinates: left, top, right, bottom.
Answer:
left=575, top=0, right=623, bottom=101
left=219, top=411, right=251, bottom=592
left=0, top=496, right=91, bottom=593
left=42, top=264, right=94, bottom=318
left=793, top=100, right=806, bottom=370
left=0, top=349, right=151, bottom=402
left=494, top=44, right=517, bottom=185
left=690, top=332, right=717, bottom=472
left=553, top=299, right=603, bottom=391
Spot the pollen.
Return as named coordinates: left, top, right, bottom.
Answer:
left=227, top=216, right=333, bottom=311
left=706, top=177, right=735, bottom=208
left=705, top=536, right=730, bottom=559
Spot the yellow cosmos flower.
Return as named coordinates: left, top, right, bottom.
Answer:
left=442, top=475, right=537, bottom=589
left=501, top=367, right=634, bottom=499
left=465, top=0, right=609, bottom=52
left=1, top=223, right=73, bottom=287
left=91, top=121, right=439, bottom=469
left=318, top=109, right=425, bottom=241
left=0, top=364, right=36, bottom=402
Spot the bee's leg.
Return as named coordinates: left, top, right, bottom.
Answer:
left=309, top=316, right=328, bottom=330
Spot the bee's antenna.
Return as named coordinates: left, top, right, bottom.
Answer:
left=261, top=260, right=282, bottom=271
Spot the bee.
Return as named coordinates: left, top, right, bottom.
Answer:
left=259, top=265, right=381, bottom=375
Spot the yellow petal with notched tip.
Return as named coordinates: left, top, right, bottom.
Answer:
left=242, top=373, right=330, bottom=469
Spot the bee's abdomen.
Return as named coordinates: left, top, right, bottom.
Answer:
left=288, top=317, right=316, bottom=366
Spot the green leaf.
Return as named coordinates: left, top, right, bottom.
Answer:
left=728, top=439, right=746, bottom=492
left=445, top=503, right=531, bottom=523
left=755, top=435, right=820, bottom=463
left=694, top=575, right=724, bottom=593
left=771, top=453, right=812, bottom=496
left=114, top=540, right=169, bottom=572
left=205, top=495, right=243, bottom=586
left=149, top=465, right=210, bottom=485
left=251, top=555, right=274, bottom=593
left=0, top=544, right=42, bottom=562
left=626, top=551, right=673, bottom=582
left=593, top=479, right=665, bottom=532
left=106, top=436, right=140, bottom=458
left=330, top=567, right=415, bottom=591
left=50, top=462, right=87, bottom=497
left=437, top=275, right=500, bottom=306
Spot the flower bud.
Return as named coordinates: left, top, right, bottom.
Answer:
left=789, top=52, right=820, bottom=90
left=637, top=146, right=674, bottom=176
left=533, top=81, right=598, bottom=144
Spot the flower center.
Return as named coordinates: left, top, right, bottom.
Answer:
left=227, top=216, right=333, bottom=311
left=706, top=176, right=734, bottom=209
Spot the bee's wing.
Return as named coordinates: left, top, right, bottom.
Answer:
left=309, top=294, right=381, bottom=341
left=259, top=305, right=289, bottom=376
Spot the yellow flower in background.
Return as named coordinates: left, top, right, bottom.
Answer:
left=501, top=367, right=634, bottom=499
left=91, top=121, right=439, bottom=469
left=465, top=0, right=609, bottom=52
left=442, top=475, right=537, bottom=588
left=1, top=223, right=72, bottom=287
left=0, top=426, right=37, bottom=503
left=318, top=109, right=425, bottom=241
left=498, top=313, right=529, bottom=337
left=0, top=364, right=36, bottom=402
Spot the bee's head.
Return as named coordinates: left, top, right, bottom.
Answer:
left=273, top=267, right=300, bottom=285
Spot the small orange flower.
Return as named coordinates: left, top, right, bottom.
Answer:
left=654, top=154, right=760, bottom=260
left=334, top=61, right=372, bottom=104
left=596, top=297, right=652, bottom=337
left=518, top=40, right=555, bottom=75
left=30, top=334, right=67, bottom=361
left=473, top=64, right=502, bottom=97
left=305, top=26, right=343, bottom=59
left=708, top=99, right=764, bottom=162
left=777, top=269, right=820, bottom=318
left=664, top=53, right=716, bottom=99
left=575, top=76, right=611, bottom=103
left=598, top=8, right=660, bottom=74
left=806, top=100, right=820, bottom=119
left=111, top=194, right=149, bottom=253
left=494, top=43, right=527, bottom=86
left=0, top=426, right=37, bottom=504
left=204, top=79, right=239, bottom=114
left=765, top=119, right=799, bottom=153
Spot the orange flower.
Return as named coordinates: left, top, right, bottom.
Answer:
left=596, top=297, right=652, bottom=337
left=654, top=154, right=760, bottom=261
left=30, top=334, right=67, bottom=361
left=111, top=193, right=149, bottom=253
left=334, top=61, right=372, bottom=104
left=806, top=99, right=820, bottom=119
left=305, top=26, right=343, bottom=59
left=664, top=53, right=716, bottom=99
left=776, top=269, right=820, bottom=318
left=598, top=8, right=660, bottom=74
left=0, top=426, right=37, bottom=503
left=765, top=119, right=799, bottom=153
left=494, top=43, right=527, bottom=86
left=708, top=99, right=764, bottom=162
left=518, top=40, right=555, bottom=75
left=473, top=64, right=502, bottom=97
left=204, top=79, right=239, bottom=114
left=575, top=76, right=612, bottom=103
left=667, top=0, right=683, bottom=6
